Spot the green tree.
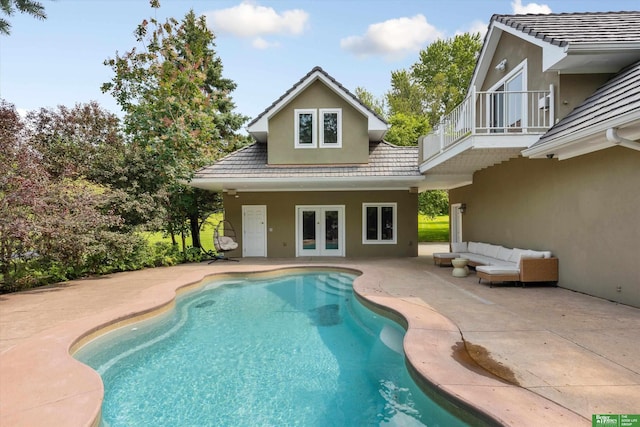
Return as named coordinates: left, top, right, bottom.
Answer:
left=418, top=190, right=449, bottom=219
left=25, top=102, right=164, bottom=231
left=0, top=0, right=46, bottom=35
left=411, top=33, right=482, bottom=127
left=384, top=112, right=430, bottom=146
left=354, top=86, right=386, bottom=118
left=102, top=5, right=248, bottom=249
left=386, top=69, right=426, bottom=117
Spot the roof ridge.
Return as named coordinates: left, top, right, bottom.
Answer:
left=246, top=66, right=388, bottom=128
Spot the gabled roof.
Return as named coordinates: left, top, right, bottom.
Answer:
left=190, top=141, right=426, bottom=192
left=523, top=60, right=640, bottom=160
left=247, top=66, right=388, bottom=143
left=492, top=11, right=640, bottom=46
left=471, top=11, right=640, bottom=89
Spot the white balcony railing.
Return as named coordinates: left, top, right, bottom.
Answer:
left=422, top=85, right=554, bottom=161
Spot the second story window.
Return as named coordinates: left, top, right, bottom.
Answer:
left=295, top=109, right=317, bottom=148
left=294, top=108, right=342, bottom=148
left=320, top=109, right=342, bottom=147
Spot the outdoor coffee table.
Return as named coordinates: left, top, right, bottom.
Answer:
left=452, top=258, right=470, bottom=277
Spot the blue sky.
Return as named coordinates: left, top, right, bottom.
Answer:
left=1, top=0, right=638, bottom=122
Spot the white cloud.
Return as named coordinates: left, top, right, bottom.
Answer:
left=340, top=14, right=443, bottom=60
left=511, top=0, right=552, bottom=14
left=252, top=37, right=280, bottom=49
left=456, top=20, right=489, bottom=38
left=206, top=2, right=309, bottom=38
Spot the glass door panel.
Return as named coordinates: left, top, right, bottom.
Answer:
left=324, top=210, right=339, bottom=251
left=302, top=210, right=317, bottom=251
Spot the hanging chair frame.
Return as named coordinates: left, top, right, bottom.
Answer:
left=208, top=219, right=239, bottom=263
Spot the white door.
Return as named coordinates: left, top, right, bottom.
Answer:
left=450, top=203, right=463, bottom=245
left=242, top=205, right=267, bottom=257
left=296, top=206, right=344, bottom=257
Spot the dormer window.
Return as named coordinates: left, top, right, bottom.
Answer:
left=295, top=109, right=317, bottom=148
left=294, top=108, right=342, bottom=148
left=320, top=109, right=342, bottom=147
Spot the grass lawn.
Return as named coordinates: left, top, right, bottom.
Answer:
left=418, top=215, right=449, bottom=242
left=143, top=213, right=223, bottom=253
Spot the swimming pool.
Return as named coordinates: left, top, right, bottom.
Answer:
left=75, top=269, right=471, bottom=426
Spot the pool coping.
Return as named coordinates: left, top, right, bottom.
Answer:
left=0, top=264, right=587, bottom=427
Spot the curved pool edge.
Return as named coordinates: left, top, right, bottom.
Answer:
left=0, top=263, right=587, bottom=427
left=0, top=265, right=361, bottom=427
left=351, top=273, right=587, bottom=427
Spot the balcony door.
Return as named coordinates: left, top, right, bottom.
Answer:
left=296, top=206, right=344, bottom=257
left=489, top=61, right=526, bottom=132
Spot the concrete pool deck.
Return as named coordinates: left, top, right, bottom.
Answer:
left=1, top=243, right=638, bottom=426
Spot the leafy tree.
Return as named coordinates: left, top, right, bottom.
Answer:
left=418, top=190, right=449, bottom=219
left=1, top=100, right=132, bottom=290
left=384, top=112, right=430, bottom=146
left=354, top=86, right=386, bottom=118
left=102, top=5, right=248, bottom=249
left=0, top=0, right=46, bottom=35
left=25, top=102, right=164, bottom=231
left=411, top=33, right=482, bottom=127
left=386, top=69, right=426, bottom=117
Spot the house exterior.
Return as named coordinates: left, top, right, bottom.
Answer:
left=419, top=11, right=640, bottom=307
left=190, top=67, right=428, bottom=258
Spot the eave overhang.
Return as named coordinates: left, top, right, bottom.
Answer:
left=189, top=175, right=428, bottom=193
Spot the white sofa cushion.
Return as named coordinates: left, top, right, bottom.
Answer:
left=485, top=244, right=501, bottom=259
left=477, top=265, right=520, bottom=275
left=468, top=241, right=480, bottom=253
left=496, top=246, right=513, bottom=261
left=451, top=242, right=468, bottom=252
left=508, top=248, right=526, bottom=264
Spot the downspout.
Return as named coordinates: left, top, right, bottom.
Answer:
left=606, top=128, right=640, bottom=151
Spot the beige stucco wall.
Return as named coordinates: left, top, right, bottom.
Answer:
left=481, top=32, right=613, bottom=125
left=267, top=80, right=370, bottom=165
left=221, top=190, right=418, bottom=258
left=449, top=147, right=640, bottom=307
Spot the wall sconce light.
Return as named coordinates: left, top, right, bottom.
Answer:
left=495, top=59, right=507, bottom=72
left=459, top=203, right=467, bottom=214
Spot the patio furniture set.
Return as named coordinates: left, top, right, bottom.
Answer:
left=434, top=242, right=559, bottom=287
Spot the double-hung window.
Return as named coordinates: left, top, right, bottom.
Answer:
left=295, top=109, right=317, bottom=148
left=319, top=109, right=342, bottom=147
left=362, top=203, right=397, bottom=244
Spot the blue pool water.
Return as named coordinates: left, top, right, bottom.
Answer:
left=75, top=270, right=470, bottom=426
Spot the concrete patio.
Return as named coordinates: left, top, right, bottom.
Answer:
left=1, top=243, right=638, bottom=426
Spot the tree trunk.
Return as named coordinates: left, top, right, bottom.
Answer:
left=190, top=213, right=201, bottom=249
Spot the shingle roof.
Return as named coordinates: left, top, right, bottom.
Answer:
left=532, top=60, right=640, bottom=146
left=193, top=141, right=420, bottom=179
left=491, top=11, right=640, bottom=46
left=247, top=66, right=387, bottom=128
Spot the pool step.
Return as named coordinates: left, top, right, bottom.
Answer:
left=316, top=273, right=353, bottom=296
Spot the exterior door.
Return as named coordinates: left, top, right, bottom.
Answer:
left=450, top=203, right=463, bottom=246
left=242, top=205, right=267, bottom=257
left=296, top=206, right=344, bottom=257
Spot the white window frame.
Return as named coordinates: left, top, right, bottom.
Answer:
left=487, top=59, right=528, bottom=131
left=362, top=203, right=397, bottom=245
left=294, top=109, right=317, bottom=148
left=319, top=108, right=342, bottom=148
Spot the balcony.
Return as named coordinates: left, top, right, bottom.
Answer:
left=419, top=86, right=554, bottom=189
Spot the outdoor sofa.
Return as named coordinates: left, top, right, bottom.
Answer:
left=433, top=242, right=558, bottom=287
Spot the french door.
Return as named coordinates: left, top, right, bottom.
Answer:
left=296, top=205, right=345, bottom=257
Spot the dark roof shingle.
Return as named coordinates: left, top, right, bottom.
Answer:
left=491, top=11, right=640, bottom=46
left=194, top=141, right=420, bottom=179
